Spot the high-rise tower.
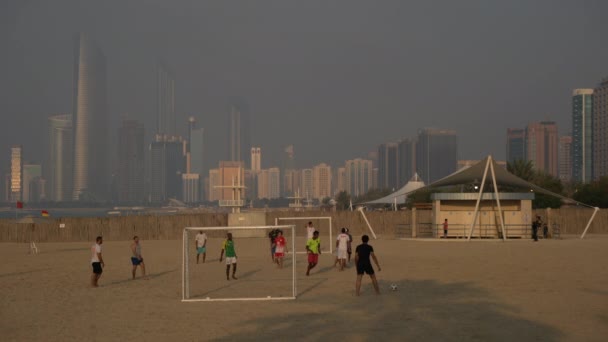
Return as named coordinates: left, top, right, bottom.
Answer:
left=72, top=33, right=107, bottom=201
left=572, top=89, right=594, bottom=182
left=525, top=122, right=558, bottom=177
left=251, top=147, right=261, bottom=173
left=10, top=145, right=23, bottom=202
left=506, top=128, right=526, bottom=163
left=558, top=136, right=573, bottom=182
left=156, top=62, right=176, bottom=136
left=593, top=78, right=608, bottom=179
left=378, top=142, right=399, bottom=190
left=48, top=114, right=73, bottom=201
left=118, top=120, right=145, bottom=203
left=228, top=100, right=250, bottom=166
left=416, top=128, right=458, bottom=184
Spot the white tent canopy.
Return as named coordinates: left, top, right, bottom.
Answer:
left=425, top=156, right=580, bottom=205
left=393, top=156, right=597, bottom=239
left=363, top=173, right=425, bottom=205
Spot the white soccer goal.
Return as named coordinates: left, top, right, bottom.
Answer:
left=274, top=217, right=333, bottom=254
left=182, top=225, right=296, bottom=302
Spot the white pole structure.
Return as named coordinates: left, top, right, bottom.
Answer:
left=580, top=207, right=600, bottom=239
left=467, top=157, right=491, bottom=240
left=358, top=207, right=377, bottom=239
left=291, top=224, right=296, bottom=298
left=489, top=158, right=507, bottom=241
left=182, top=230, right=190, bottom=300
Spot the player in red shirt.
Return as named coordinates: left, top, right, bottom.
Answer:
left=274, top=230, right=288, bottom=269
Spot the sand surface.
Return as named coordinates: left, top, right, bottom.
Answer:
left=1, top=235, right=608, bottom=341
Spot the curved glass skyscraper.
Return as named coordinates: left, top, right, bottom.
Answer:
left=72, top=33, right=107, bottom=201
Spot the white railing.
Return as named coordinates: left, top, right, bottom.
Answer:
left=218, top=200, right=244, bottom=207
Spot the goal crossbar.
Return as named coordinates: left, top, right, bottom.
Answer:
left=274, top=217, right=333, bottom=253
left=182, top=225, right=297, bottom=302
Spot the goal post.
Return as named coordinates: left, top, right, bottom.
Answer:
left=182, top=225, right=296, bottom=302
left=274, top=216, right=333, bottom=254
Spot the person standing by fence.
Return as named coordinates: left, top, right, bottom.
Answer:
left=532, top=216, right=541, bottom=242
left=443, top=219, right=448, bottom=238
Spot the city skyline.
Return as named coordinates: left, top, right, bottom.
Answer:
left=2, top=2, right=608, bottom=204
left=1, top=2, right=607, bottom=174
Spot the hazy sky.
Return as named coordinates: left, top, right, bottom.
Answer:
left=1, top=0, right=607, bottom=173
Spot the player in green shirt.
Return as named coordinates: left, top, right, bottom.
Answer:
left=306, top=231, right=321, bottom=276
left=219, top=232, right=238, bottom=280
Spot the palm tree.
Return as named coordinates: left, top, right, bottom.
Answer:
left=507, top=159, right=534, bottom=181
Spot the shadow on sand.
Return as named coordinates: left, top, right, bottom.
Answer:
left=194, top=268, right=263, bottom=297
left=103, top=269, right=177, bottom=286
left=215, top=278, right=562, bottom=341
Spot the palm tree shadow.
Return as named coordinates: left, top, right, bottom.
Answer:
left=214, top=279, right=563, bottom=341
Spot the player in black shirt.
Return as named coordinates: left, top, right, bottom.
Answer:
left=355, top=235, right=381, bottom=296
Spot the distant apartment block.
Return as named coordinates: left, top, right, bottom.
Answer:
left=218, top=161, right=245, bottom=201
left=345, top=159, right=372, bottom=197
left=333, top=167, right=346, bottom=195
left=208, top=169, right=220, bottom=201
left=257, top=167, right=280, bottom=199
left=593, top=78, right=608, bottom=179
left=149, top=135, right=185, bottom=203
left=572, top=89, right=594, bottom=182
left=118, top=120, right=145, bottom=203
left=229, top=100, right=250, bottom=166
left=378, top=142, right=399, bottom=190
left=48, top=114, right=73, bottom=202
left=190, top=126, right=205, bottom=196
left=313, top=163, right=332, bottom=200
left=416, top=128, right=458, bottom=184
left=182, top=173, right=200, bottom=203
left=283, top=169, right=299, bottom=197
left=559, top=136, right=573, bottom=182
left=301, top=169, right=313, bottom=200
left=22, top=164, right=41, bottom=203
left=506, top=128, right=526, bottom=163
left=10, top=145, right=23, bottom=202
left=156, top=62, right=176, bottom=135
left=251, top=147, right=261, bottom=173
left=398, top=138, right=416, bottom=187
left=525, top=122, right=558, bottom=177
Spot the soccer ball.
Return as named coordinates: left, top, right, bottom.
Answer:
left=390, top=284, right=398, bottom=291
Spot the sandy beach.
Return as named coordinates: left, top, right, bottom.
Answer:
left=1, top=235, right=607, bottom=341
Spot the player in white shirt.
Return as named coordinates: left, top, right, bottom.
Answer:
left=195, top=231, right=208, bottom=264
left=306, top=221, right=315, bottom=240
left=335, top=228, right=350, bottom=271
left=90, top=236, right=104, bottom=287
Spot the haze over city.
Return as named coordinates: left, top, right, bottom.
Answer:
left=2, top=0, right=607, bottom=172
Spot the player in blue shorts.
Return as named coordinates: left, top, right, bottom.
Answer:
left=195, top=231, right=208, bottom=264
left=130, top=236, right=147, bottom=280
